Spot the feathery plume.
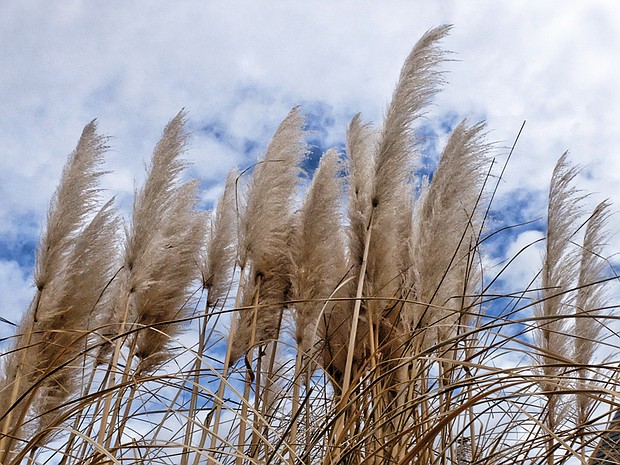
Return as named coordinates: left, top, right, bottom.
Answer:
left=346, top=114, right=376, bottom=271
left=0, top=121, right=111, bottom=457
left=291, top=149, right=346, bottom=356
left=111, top=111, right=205, bottom=374
left=231, top=107, right=306, bottom=359
left=33, top=121, right=109, bottom=295
left=320, top=115, right=375, bottom=386
left=532, top=154, right=585, bottom=461
left=533, top=154, right=583, bottom=369
left=366, top=25, right=450, bottom=327
left=336, top=27, right=451, bottom=393
left=133, top=181, right=205, bottom=373
left=408, top=121, right=488, bottom=347
left=237, top=107, right=305, bottom=271
left=202, top=168, right=239, bottom=307
left=33, top=200, right=119, bottom=431
left=574, top=201, right=611, bottom=425
left=372, top=25, right=449, bottom=212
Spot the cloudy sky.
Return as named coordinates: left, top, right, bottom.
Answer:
left=1, top=1, right=619, bottom=336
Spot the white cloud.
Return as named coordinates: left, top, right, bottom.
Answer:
left=491, top=229, right=545, bottom=295
left=0, top=260, right=33, bottom=340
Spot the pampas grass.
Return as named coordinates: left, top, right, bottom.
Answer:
left=532, top=154, right=585, bottom=465
left=291, top=148, right=346, bottom=357
left=202, top=168, right=239, bottom=308
left=0, top=121, right=113, bottom=462
left=410, top=121, right=489, bottom=348
left=233, top=106, right=306, bottom=360
left=2, top=26, right=620, bottom=465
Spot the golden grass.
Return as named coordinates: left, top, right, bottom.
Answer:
left=2, top=26, right=620, bottom=465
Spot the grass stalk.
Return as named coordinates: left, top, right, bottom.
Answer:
left=289, top=350, right=304, bottom=465
left=236, top=273, right=262, bottom=465
left=180, top=300, right=217, bottom=465
left=204, top=265, right=246, bottom=465
left=342, top=210, right=374, bottom=396
left=326, top=211, right=373, bottom=465
left=249, top=339, right=264, bottom=461
left=96, top=298, right=132, bottom=448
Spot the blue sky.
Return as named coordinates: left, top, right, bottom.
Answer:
left=1, top=1, right=619, bottom=340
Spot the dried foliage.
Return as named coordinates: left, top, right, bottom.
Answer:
left=2, top=25, right=620, bottom=465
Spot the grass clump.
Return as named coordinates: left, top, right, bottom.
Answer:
left=1, top=26, right=619, bottom=465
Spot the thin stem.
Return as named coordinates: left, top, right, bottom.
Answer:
left=236, top=273, right=262, bottom=465
left=289, top=351, right=303, bottom=465
left=96, top=297, right=132, bottom=448
left=203, top=265, right=246, bottom=465
left=342, top=210, right=374, bottom=395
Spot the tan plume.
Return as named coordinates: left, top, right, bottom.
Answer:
left=408, top=121, right=489, bottom=347
left=232, top=107, right=306, bottom=360
left=0, top=121, right=112, bottom=456
left=574, top=200, right=611, bottom=426
left=291, top=149, right=346, bottom=357
left=202, top=168, right=239, bottom=307
left=533, top=153, right=585, bottom=452
left=113, top=111, right=205, bottom=374
left=366, top=25, right=450, bottom=327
